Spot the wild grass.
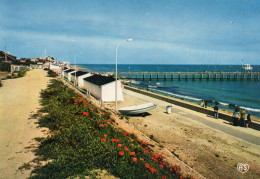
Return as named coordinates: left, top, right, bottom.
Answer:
left=30, top=79, right=184, bottom=178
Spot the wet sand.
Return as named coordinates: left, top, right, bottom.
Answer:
left=0, top=69, right=50, bottom=178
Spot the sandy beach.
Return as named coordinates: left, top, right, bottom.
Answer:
left=0, top=69, right=50, bottom=178
left=114, top=89, right=260, bottom=178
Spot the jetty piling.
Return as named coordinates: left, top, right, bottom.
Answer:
left=178, top=73, right=181, bottom=80
left=117, top=72, right=259, bottom=81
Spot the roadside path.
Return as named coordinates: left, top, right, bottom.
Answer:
left=0, top=69, right=49, bottom=178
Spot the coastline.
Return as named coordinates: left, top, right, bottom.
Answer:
left=62, top=76, right=260, bottom=178
left=61, top=73, right=260, bottom=178
left=124, top=84, right=260, bottom=126
left=2, top=68, right=259, bottom=178
left=115, top=86, right=260, bottom=178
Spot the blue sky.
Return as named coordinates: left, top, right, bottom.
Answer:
left=0, top=0, right=260, bottom=64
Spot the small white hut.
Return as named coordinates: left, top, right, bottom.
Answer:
left=67, top=70, right=76, bottom=81
left=63, top=69, right=75, bottom=79
left=61, top=67, right=69, bottom=76
left=70, top=71, right=93, bottom=87
left=83, top=74, right=124, bottom=102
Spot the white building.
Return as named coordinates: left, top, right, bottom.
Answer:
left=63, top=69, right=75, bottom=79
left=70, top=71, right=92, bottom=87
left=83, top=74, right=124, bottom=102
left=67, top=70, right=76, bottom=81
left=62, top=67, right=69, bottom=76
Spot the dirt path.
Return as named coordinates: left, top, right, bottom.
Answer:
left=0, top=69, right=50, bottom=178
left=117, top=89, right=260, bottom=178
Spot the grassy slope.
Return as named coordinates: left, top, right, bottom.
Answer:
left=30, top=79, right=183, bottom=179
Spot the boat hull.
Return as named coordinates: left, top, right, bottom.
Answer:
left=119, top=104, right=157, bottom=115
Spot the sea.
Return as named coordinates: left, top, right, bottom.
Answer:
left=78, top=64, right=260, bottom=118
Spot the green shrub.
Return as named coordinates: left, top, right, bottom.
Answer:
left=0, top=62, right=11, bottom=72
left=17, top=69, right=28, bottom=77
left=31, top=79, right=184, bottom=179
left=47, top=69, right=58, bottom=77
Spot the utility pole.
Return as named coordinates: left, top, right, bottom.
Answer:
left=5, top=46, right=7, bottom=62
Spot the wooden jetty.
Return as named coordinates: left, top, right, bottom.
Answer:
left=117, top=72, right=260, bottom=81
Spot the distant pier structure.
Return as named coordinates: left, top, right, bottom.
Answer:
left=117, top=72, right=260, bottom=81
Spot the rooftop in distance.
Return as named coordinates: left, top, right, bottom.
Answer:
left=84, top=74, right=115, bottom=86
left=71, top=71, right=89, bottom=76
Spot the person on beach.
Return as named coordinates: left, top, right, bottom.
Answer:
left=214, top=104, right=219, bottom=119
left=204, top=100, right=208, bottom=108
left=240, top=109, right=246, bottom=127
left=201, top=100, right=204, bottom=107
left=245, top=114, right=251, bottom=128
left=233, top=108, right=240, bottom=126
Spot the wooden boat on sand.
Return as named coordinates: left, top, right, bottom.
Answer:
left=118, top=103, right=157, bottom=115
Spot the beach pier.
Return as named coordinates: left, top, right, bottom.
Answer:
left=118, top=72, right=260, bottom=81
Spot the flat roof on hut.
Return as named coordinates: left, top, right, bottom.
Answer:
left=84, top=74, right=115, bottom=86
left=71, top=71, right=89, bottom=76
left=64, top=69, right=75, bottom=73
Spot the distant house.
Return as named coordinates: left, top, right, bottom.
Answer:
left=0, top=51, right=17, bottom=63
left=10, top=64, right=28, bottom=73
left=70, top=71, right=92, bottom=87
left=30, top=64, right=43, bottom=69
left=83, top=74, right=124, bottom=102
left=63, top=69, right=76, bottom=80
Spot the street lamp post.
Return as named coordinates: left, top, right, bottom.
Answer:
left=115, top=38, right=132, bottom=112
left=74, top=52, right=82, bottom=87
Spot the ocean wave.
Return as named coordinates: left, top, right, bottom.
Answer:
left=219, top=102, right=229, bottom=106
left=151, top=88, right=202, bottom=101
left=130, top=80, right=141, bottom=85
left=149, top=88, right=260, bottom=113
left=239, top=106, right=260, bottom=112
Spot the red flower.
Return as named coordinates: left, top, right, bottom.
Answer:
left=101, top=138, right=105, bottom=142
left=145, top=164, right=150, bottom=168
left=111, top=139, right=119, bottom=142
left=119, top=151, right=124, bottom=156
left=100, top=124, right=104, bottom=127
left=149, top=167, right=155, bottom=174
left=163, top=162, right=167, bottom=166
left=94, top=130, right=97, bottom=133
left=124, top=147, right=129, bottom=151
left=179, top=176, right=182, bottom=179
left=160, top=164, right=164, bottom=169
left=61, top=100, right=63, bottom=102
left=67, top=100, right=70, bottom=102
left=118, top=144, right=122, bottom=147
left=130, top=152, right=135, bottom=156
left=104, top=134, right=107, bottom=137
left=176, top=169, right=179, bottom=174
left=140, top=158, right=144, bottom=161
left=104, top=124, right=107, bottom=126
left=83, top=112, right=89, bottom=116
left=132, top=157, right=137, bottom=162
